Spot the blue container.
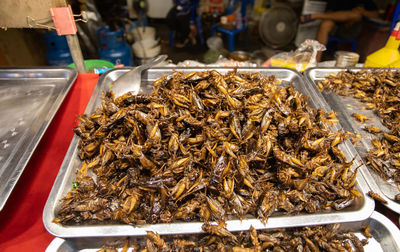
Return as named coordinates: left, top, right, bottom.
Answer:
left=97, top=27, right=133, bottom=66
left=43, top=32, right=73, bottom=66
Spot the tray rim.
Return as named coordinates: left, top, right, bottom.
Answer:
left=43, top=67, right=374, bottom=238
left=304, top=67, right=400, bottom=214
left=0, top=67, right=77, bottom=211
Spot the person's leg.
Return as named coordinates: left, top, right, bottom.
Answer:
left=166, top=9, right=178, bottom=30
left=301, top=10, right=362, bottom=61
left=176, top=13, right=191, bottom=44
left=311, top=10, right=362, bottom=23
left=168, top=9, right=189, bottom=47
left=316, top=19, right=335, bottom=62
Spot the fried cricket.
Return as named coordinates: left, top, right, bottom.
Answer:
left=56, top=70, right=359, bottom=225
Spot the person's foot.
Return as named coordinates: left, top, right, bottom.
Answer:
left=175, top=38, right=189, bottom=48
left=300, top=14, right=313, bottom=23
left=189, top=33, right=197, bottom=46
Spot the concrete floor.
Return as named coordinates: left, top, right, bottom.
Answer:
left=148, top=18, right=277, bottom=64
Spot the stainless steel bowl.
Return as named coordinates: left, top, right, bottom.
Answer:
left=229, top=51, right=252, bottom=62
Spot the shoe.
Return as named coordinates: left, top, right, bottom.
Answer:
left=190, top=36, right=197, bottom=46
left=175, top=38, right=189, bottom=48
left=188, top=32, right=197, bottom=46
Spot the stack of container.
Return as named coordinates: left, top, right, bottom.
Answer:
left=129, top=26, right=161, bottom=65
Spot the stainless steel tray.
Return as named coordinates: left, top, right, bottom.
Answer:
left=304, top=67, right=400, bottom=214
left=43, top=67, right=374, bottom=238
left=0, top=67, right=77, bottom=211
left=45, top=211, right=400, bottom=251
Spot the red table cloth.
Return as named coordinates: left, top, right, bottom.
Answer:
left=0, top=73, right=99, bottom=252
left=0, top=72, right=398, bottom=251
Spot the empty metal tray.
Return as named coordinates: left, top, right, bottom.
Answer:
left=0, top=67, right=77, bottom=211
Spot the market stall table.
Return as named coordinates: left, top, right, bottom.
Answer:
left=0, top=73, right=99, bottom=252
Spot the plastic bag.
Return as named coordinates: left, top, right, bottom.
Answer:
left=265, top=40, right=326, bottom=72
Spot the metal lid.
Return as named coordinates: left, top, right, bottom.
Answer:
left=335, top=51, right=360, bottom=59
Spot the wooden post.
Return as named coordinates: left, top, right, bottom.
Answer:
left=66, top=34, right=86, bottom=73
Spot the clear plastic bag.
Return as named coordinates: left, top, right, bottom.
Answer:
left=266, top=40, right=326, bottom=72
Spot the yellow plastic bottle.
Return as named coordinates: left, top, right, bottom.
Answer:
left=389, top=58, right=400, bottom=67
left=365, top=22, right=400, bottom=67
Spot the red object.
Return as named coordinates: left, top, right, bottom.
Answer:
left=0, top=73, right=99, bottom=252
left=385, top=4, right=396, bottom=21
left=50, top=5, right=77, bottom=35
left=209, top=6, right=223, bottom=12
left=388, top=21, right=400, bottom=40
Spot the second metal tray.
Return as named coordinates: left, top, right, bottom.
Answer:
left=305, top=67, right=400, bottom=214
left=43, top=67, right=374, bottom=237
left=45, top=211, right=400, bottom=251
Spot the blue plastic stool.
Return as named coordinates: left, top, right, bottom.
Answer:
left=209, top=0, right=254, bottom=52
left=169, top=30, right=175, bottom=48
left=210, top=24, right=248, bottom=52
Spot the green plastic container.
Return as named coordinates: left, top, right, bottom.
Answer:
left=68, top=59, right=114, bottom=72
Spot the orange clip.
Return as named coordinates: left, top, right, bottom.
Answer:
left=50, top=5, right=77, bottom=35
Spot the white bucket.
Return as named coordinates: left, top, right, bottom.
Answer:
left=131, top=26, right=156, bottom=42
left=132, top=44, right=161, bottom=58
left=132, top=38, right=159, bottom=51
